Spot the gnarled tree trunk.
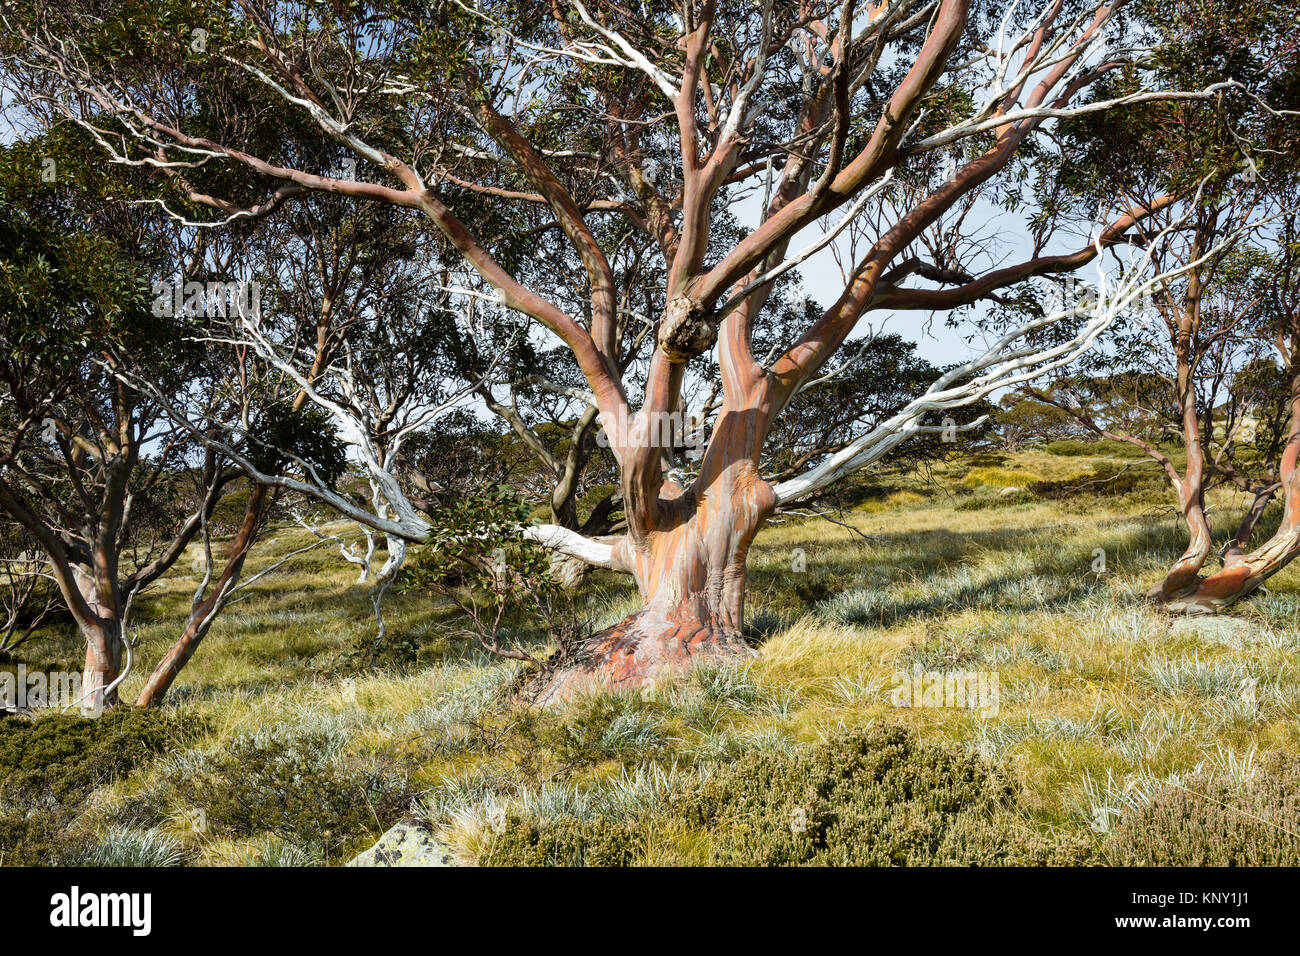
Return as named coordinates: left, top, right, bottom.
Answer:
left=535, top=386, right=776, bottom=702
left=1164, top=372, right=1300, bottom=613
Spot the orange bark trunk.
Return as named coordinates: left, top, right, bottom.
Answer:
left=535, top=453, right=775, bottom=703
left=1164, top=367, right=1300, bottom=613
left=135, top=485, right=270, bottom=706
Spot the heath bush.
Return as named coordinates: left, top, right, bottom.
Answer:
left=687, top=726, right=1094, bottom=866
left=1105, top=754, right=1300, bottom=865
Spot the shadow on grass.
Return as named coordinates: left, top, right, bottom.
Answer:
left=748, top=512, right=1194, bottom=630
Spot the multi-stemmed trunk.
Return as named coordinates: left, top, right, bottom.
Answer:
left=536, top=383, right=777, bottom=702
left=1163, top=370, right=1300, bottom=613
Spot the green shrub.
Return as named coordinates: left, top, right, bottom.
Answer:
left=173, top=730, right=415, bottom=863
left=0, top=811, right=93, bottom=865
left=1030, top=462, right=1162, bottom=499
left=687, top=726, right=1093, bottom=866
left=482, top=726, right=1095, bottom=867
left=955, top=490, right=1037, bottom=511
left=0, top=708, right=201, bottom=812
left=0, top=708, right=197, bottom=866
left=1105, top=755, right=1300, bottom=865
left=481, top=814, right=639, bottom=866
left=1045, top=439, right=1148, bottom=458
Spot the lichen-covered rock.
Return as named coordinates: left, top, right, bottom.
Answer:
left=346, top=822, right=456, bottom=867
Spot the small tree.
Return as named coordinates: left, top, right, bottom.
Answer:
left=1018, top=0, right=1300, bottom=608
left=0, top=520, right=58, bottom=654
left=0, top=140, right=226, bottom=709
left=399, top=487, right=580, bottom=666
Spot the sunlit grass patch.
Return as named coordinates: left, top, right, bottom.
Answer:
left=7, top=449, right=1299, bottom=865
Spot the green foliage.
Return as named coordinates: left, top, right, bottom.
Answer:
left=172, top=730, right=415, bottom=863
left=0, top=190, right=160, bottom=365
left=1030, top=462, right=1164, bottom=500
left=484, top=726, right=1095, bottom=867
left=0, top=810, right=94, bottom=866
left=1045, top=439, right=1148, bottom=458
left=246, top=404, right=348, bottom=489
left=764, top=332, right=994, bottom=477
left=995, top=398, right=1080, bottom=450
left=88, top=826, right=186, bottom=867
left=686, top=726, right=1093, bottom=866
left=481, top=814, right=639, bottom=867
left=954, top=491, right=1037, bottom=511
left=0, top=708, right=200, bottom=865
left=1105, top=754, right=1300, bottom=865
left=400, top=486, right=575, bottom=662
left=0, top=708, right=201, bottom=812
left=346, top=623, right=423, bottom=672
left=403, top=408, right=541, bottom=499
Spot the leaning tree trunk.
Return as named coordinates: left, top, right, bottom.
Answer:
left=1164, top=377, right=1300, bottom=614
left=1149, top=474, right=1214, bottom=604
left=1150, top=338, right=1215, bottom=606
left=1221, top=483, right=1278, bottom=566
left=534, top=457, right=775, bottom=704
left=134, top=485, right=270, bottom=707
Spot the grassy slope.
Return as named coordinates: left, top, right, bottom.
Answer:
left=7, top=447, right=1300, bottom=865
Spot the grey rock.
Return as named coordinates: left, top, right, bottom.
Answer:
left=347, top=822, right=457, bottom=867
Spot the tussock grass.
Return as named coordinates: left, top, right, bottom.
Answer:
left=6, top=451, right=1299, bottom=865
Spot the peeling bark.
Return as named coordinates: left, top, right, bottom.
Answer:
left=1149, top=473, right=1213, bottom=602
left=71, top=565, right=122, bottom=711
left=535, top=403, right=775, bottom=701
left=1165, top=370, right=1300, bottom=613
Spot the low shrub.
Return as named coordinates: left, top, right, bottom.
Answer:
left=1105, top=754, right=1300, bottom=865
left=955, top=490, right=1037, bottom=511
left=0, top=708, right=199, bottom=865
left=1030, top=462, right=1163, bottom=499
left=688, top=726, right=1093, bottom=866
left=0, top=708, right=201, bottom=812
left=1045, top=439, right=1149, bottom=458
left=480, top=814, right=639, bottom=866
left=172, top=730, right=415, bottom=864
left=0, top=811, right=94, bottom=865
left=482, top=726, right=1095, bottom=866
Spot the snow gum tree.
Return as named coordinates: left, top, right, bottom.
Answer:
left=4, top=0, right=1272, bottom=696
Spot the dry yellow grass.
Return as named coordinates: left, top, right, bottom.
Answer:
left=9, top=449, right=1299, bottom=863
